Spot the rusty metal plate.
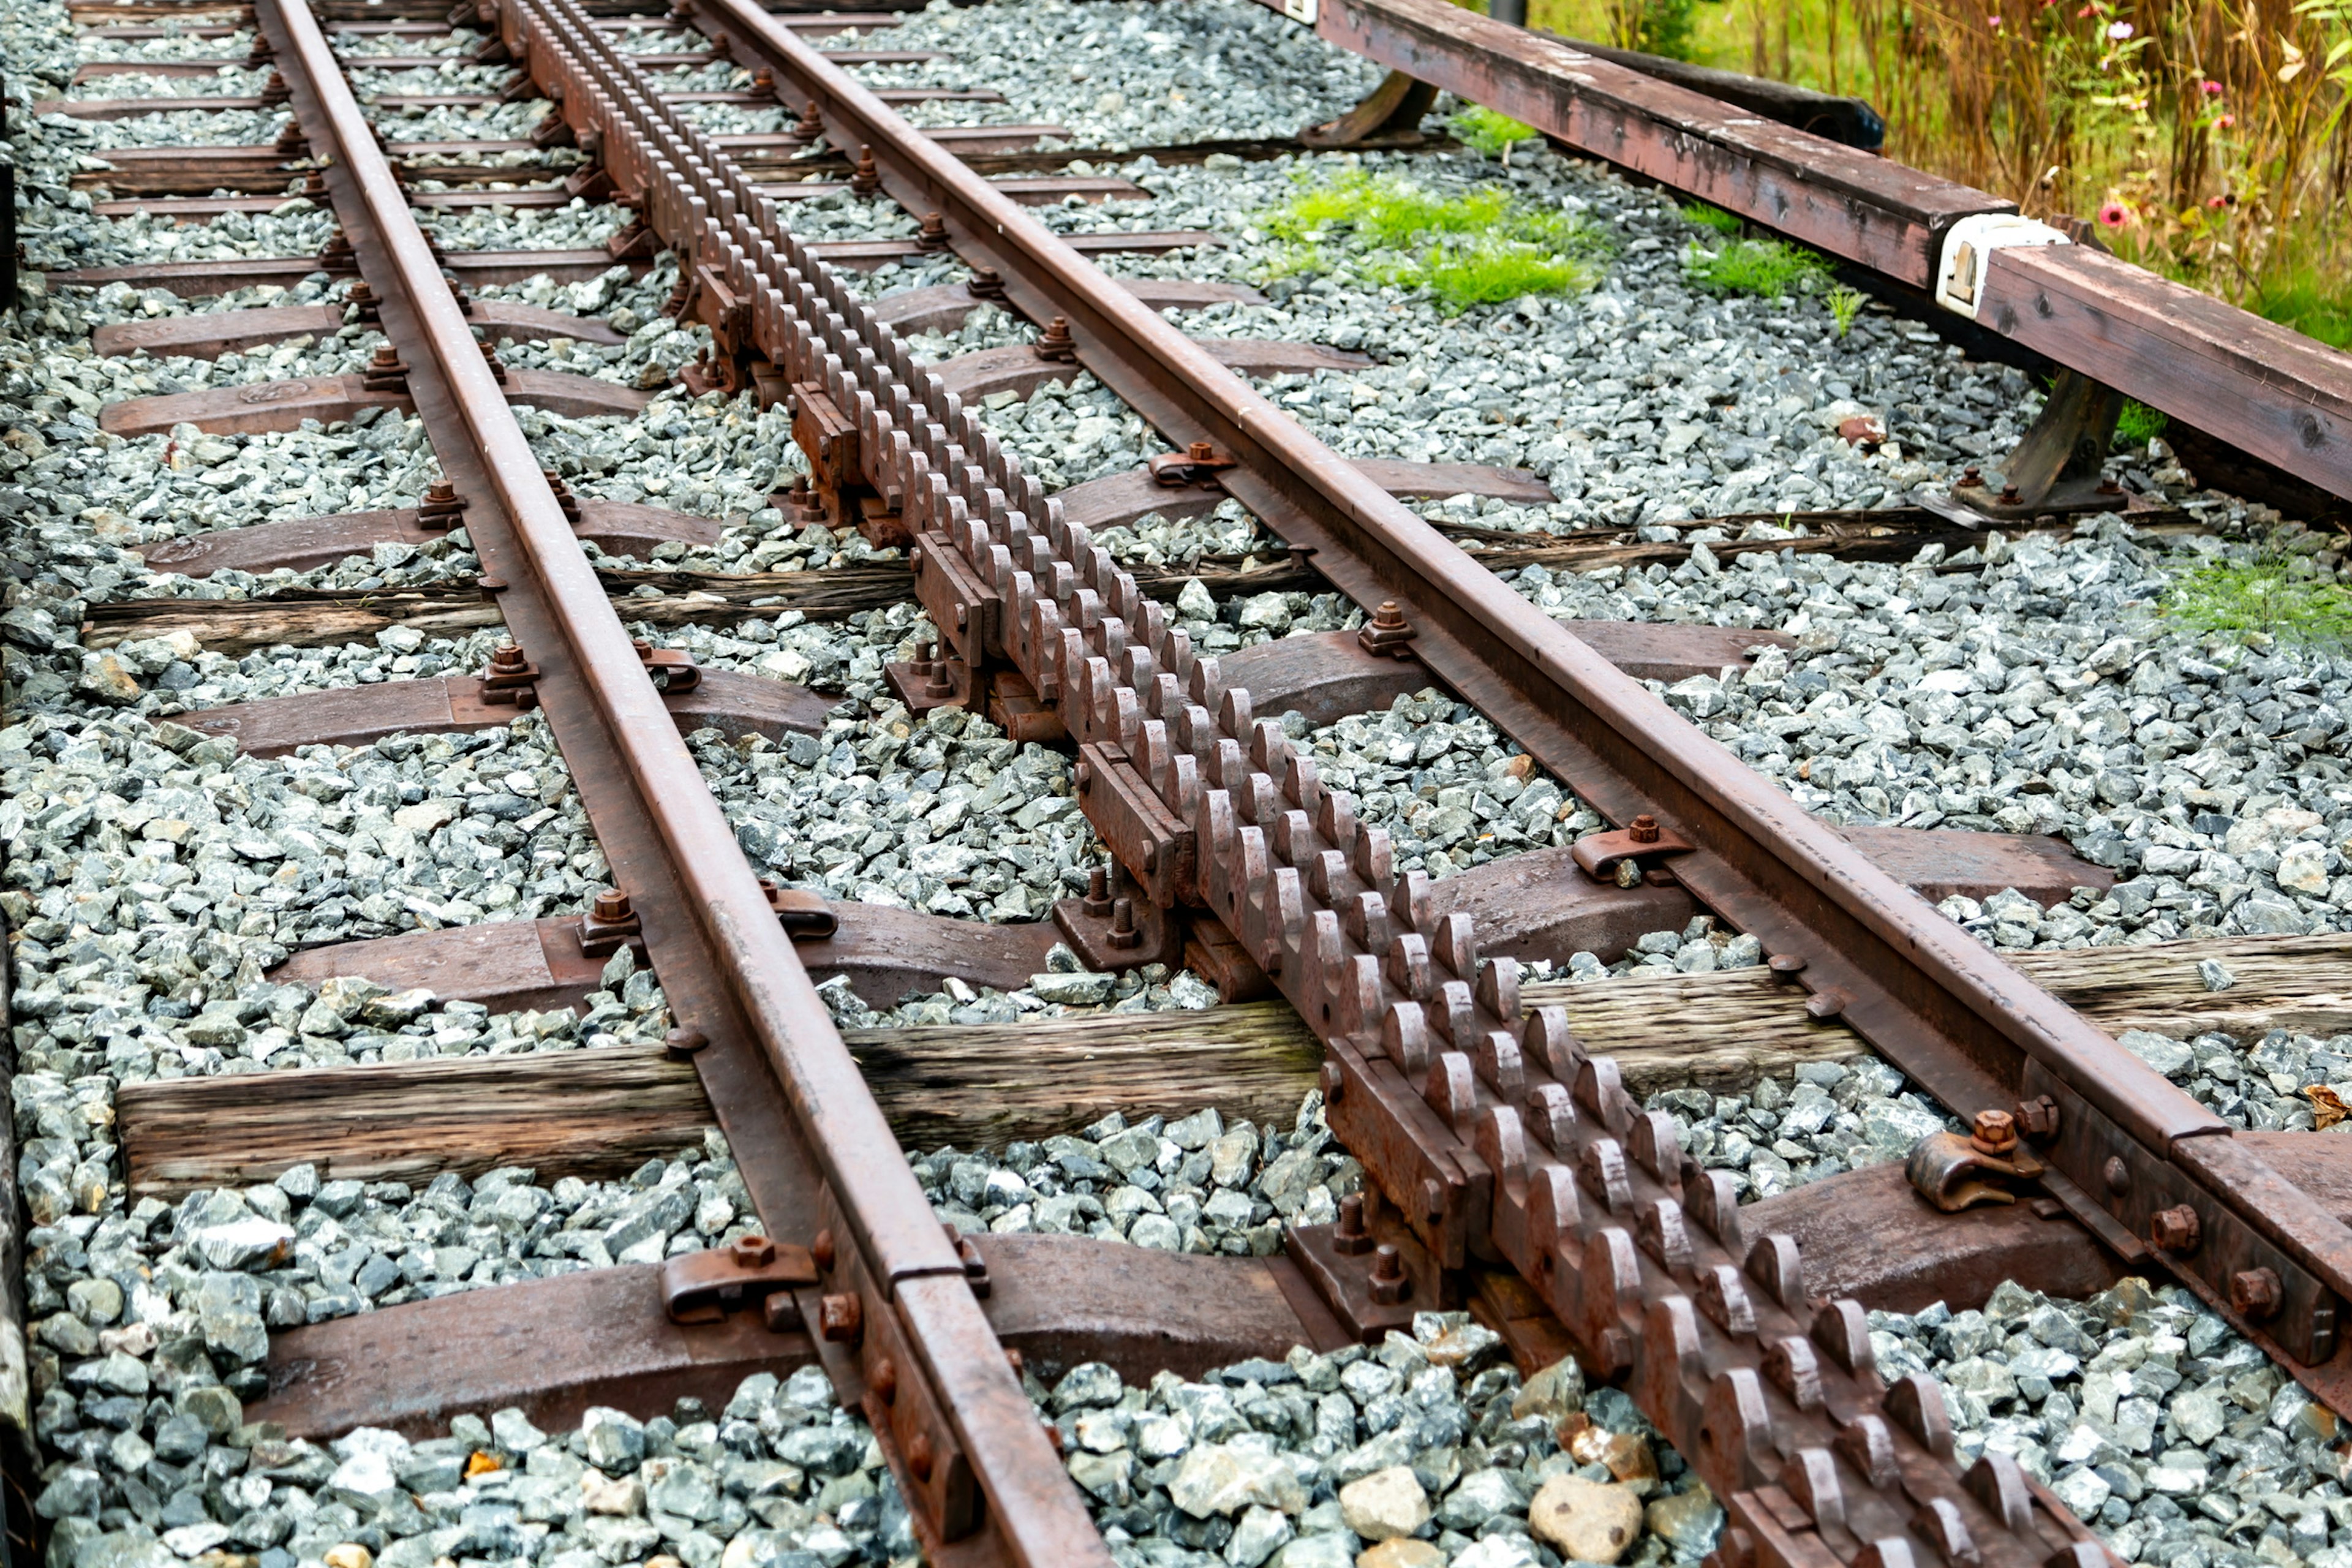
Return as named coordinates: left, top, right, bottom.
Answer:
left=575, top=497, right=725, bottom=554
left=100, top=374, right=409, bottom=437
left=1838, top=822, right=2114, bottom=905
left=500, top=366, right=654, bottom=418
left=661, top=1235, right=819, bottom=1324
left=925, top=337, right=1370, bottom=405
left=138, top=508, right=439, bottom=576
left=91, top=302, right=345, bottom=360
left=251, top=1263, right=817, bottom=1441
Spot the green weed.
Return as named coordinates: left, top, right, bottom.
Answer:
left=2163, top=557, right=2352, bottom=644
left=1257, top=170, right=1610, bottom=310
left=1826, top=283, right=1866, bottom=336
left=1396, top=239, right=1602, bottom=306
left=1451, top=105, right=1540, bottom=157
left=2252, top=270, right=2352, bottom=352
left=1683, top=236, right=1834, bottom=297
left=1681, top=202, right=1744, bottom=234
left=2114, top=399, right=2169, bottom=449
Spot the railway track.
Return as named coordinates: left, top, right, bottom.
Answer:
left=10, top=3, right=2352, bottom=1568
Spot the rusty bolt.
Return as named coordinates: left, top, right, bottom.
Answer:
left=592, top=888, right=632, bottom=921
left=791, top=101, right=824, bottom=139
left=1074, top=760, right=1093, bottom=790
left=752, top=67, right=774, bottom=92
left=907, top=1430, right=935, bottom=1483
left=1956, top=466, right=1985, bottom=489
left=819, top=1292, right=863, bottom=1344
left=1333, top=1191, right=1373, bottom=1254
left=1107, top=897, right=1141, bottom=950
left=478, top=575, right=508, bottom=594
left=664, top=1028, right=707, bottom=1057
left=1036, top=315, right=1077, bottom=362
left=924, top=662, right=954, bottom=699
left=850, top=147, right=880, bottom=195
left=2102, top=1155, right=2130, bottom=1194
left=369, top=345, right=402, bottom=371
left=1369, top=1243, right=1411, bottom=1305
left=1998, top=484, right=2022, bottom=505
left=731, top=1234, right=775, bottom=1268
left=870, top=1356, right=897, bottom=1405
left=1628, top=813, right=1661, bottom=844
left=2017, top=1095, right=2060, bottom=1142
left=1082, top=865, right=1114, bottom=918
left=1768, top=953, right=1807, bottom=979
left=967, top=266, right=1006, bottom=300
left=2149, top=1205, right=2199, bottom=1253
left=812, top=1227, right=835, bottom=1272
left=1188, top=440, right=1215, bottom=462
left=490, top=641, right=528, bottom=673
left=2097, top=477, right=2125, bottom=496
left=916, top=211, right=948, bottom=251
left=425, top=478, right=457, bottom=505
left=1371, top=601, right=1408, bottom=633
left=1969, top=1109, right=2018, bottom=1156
left=2231, top=1266, right=2283, bottom=1321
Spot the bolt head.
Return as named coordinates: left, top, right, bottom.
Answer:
left=2230, top=1266, right=2283, bottom=1320
left=731, top=1234, right=775, bottom=1268
left=2149, top=1205, right=2199, bottom=1253
left=2103, top=1155, right=2130, bottom=1194
left=664, top=1028, right=707, bottom=1056
left=1969, top=1109, right=2018, bottom=1154
left=907, top=1431, right=935, bottom=1483
left=1189, top=440, right=1214, bottom=462
left=812, top=1227, right=835, bottom=1272
left=593, top=889, right=630, bottom=919
left=819, top=1292, right=863, bottom=1343
left=870, top=1356, right=897, bottom=1404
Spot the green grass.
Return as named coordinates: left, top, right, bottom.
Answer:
left=1683, top=236, right=1834, bottom=298
left=2163, top=558, right=2352, bottom=644
left=1826, top=283, right=1866, bottom=336
left=1257, top=170, right=1610, bottom=311
left=2115, top=399, right=2169, bottom=449
left=1451, top=105, right=1540, bottom=157
left=2251, top=270, right=2352, bottom=352
left=1681, top=202, right=1744, bottom=235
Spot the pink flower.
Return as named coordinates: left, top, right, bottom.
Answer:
left=2097, top=202, right=2130, bottom=227
left=2201, top=78, right=2223, bottom=94
left=2207, top=194, right=2226, bottom=208
left=2217, top=112, right=2235, bottom=127
left=2106, top=18, right=2134, bottom=37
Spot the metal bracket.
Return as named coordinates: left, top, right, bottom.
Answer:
left=1147, top=442, right=1238, bottom=489
left=1570, top=815, right=1694, bottom=884
left=1943, top=366, right=2130, bottom=519
left=1933, top=212, right=2068, bottom=320
left=1300, top=69, right=1438, bottom=148
left=1054, top=864, right=1185, bottom=971
left=759, top=880, right=837, bottom=939
left=660, top=1234, right=817, bottom=1324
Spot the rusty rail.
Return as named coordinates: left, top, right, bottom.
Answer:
left=257, top=4, right=1108, bottom=1562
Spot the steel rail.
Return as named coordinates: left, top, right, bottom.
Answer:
left=258, top=7, right=1107, bottom=1565
left=597, top=0, right=2352, bottom=1415
left=488, top=9, right=2135, bottom=1568
left=1280, top=0, right=2352, bottom=505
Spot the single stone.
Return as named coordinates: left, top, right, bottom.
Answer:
left=1030, top=971, right=1116, bottom=1006
left=1338, top=1468, right=1428, bottom=1541
left=1354, top=1542, right=1445, bottom=1568
left=1511, top=1355, right=1586, bottom=1423
left=2170, top=1384, right=2227, bottom=1446
left=1647, top=1483, right=1724, bottom=1553
left=1529, top=1474, right=1645, bottom=1564
left=1227, top=1505, right=1295, bottom=1568
left=1170, top=1443, right=1307, bottom=1518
